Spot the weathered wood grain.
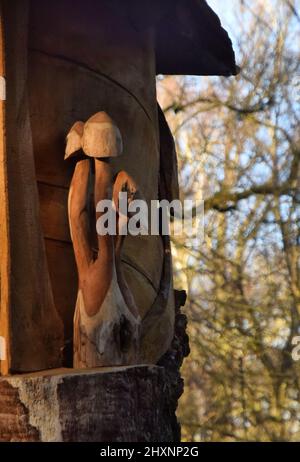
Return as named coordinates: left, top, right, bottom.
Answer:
left=0, top=0, right=63, bottom=373
left=0, top=366, right=180, bottom=442
left=0, top=0, right=235, bottom=371
left=27, top=0, right=174, bottom=366
left=38, top=183, right=70, bottom=243
left=44, top=239, right=78, bottom=348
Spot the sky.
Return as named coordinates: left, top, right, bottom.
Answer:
left=207, top=0, right=233, bottom=29
left=206, top=0, right=239, bottom=52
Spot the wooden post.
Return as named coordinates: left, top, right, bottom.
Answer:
left=0, top=5, right=10, bottom=376
left=0, top=0, right=64, bottom=374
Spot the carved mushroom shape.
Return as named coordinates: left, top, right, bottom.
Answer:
left=65, top=112, right=141, bottom=368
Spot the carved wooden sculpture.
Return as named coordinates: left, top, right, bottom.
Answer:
left=0, top=0, right=237, bottom=375
left=0, top=0, right=237, bottom=443
left=66, top=112, right=140, bottom=367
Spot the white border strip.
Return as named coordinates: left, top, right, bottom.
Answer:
left=0, top=76, right=6, bottom=101
left=0, top=336, right=6, bottom=361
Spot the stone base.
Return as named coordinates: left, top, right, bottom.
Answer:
left=0, top=365, right=179, bottom=442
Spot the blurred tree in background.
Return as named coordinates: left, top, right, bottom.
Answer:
left=157, top=0, right=300, bottom=442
